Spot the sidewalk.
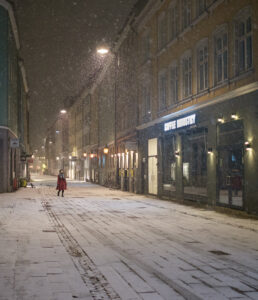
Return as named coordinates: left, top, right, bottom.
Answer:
left=0, top=178, right=258, bottom=300
left=0, top=188, right=92, bottom=300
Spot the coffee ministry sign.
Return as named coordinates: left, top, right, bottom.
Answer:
left=164, top=114, right=196, bottom=132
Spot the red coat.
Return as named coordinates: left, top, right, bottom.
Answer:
left=56, top=175, right=67, bottom=190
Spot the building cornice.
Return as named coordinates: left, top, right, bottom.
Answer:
left=137, top=82, right=258, bottom=130
left=0, top=126, right=18, bottom=138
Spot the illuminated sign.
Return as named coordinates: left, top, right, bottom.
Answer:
left=164, top=114, right=196, bottom=132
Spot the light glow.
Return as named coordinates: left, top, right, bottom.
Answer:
left=97, top=48, right=109, bottom=55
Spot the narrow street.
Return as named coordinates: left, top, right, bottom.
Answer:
left=0, top=175, right=258, bottom=300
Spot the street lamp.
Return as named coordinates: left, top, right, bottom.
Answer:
left=60, top=109, right=67, bottom=114
left=96, top=46, right=119, bottom=187
left=97, top=47, right=109, bottom=55
left=103, top=145, right=109, bottom=154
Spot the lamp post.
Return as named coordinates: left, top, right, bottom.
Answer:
left=96, top=46, right=119, bottom=187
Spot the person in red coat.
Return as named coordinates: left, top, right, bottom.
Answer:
left=56, top=169, right=67, bottom=197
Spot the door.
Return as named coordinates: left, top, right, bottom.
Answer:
left=218, top=146, right=243, bottom=208
left=148, top=138, right=158, bottom=195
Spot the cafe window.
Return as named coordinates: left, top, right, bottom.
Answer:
left=163, top=135, right=176, bottom=190
left=183, top=128, right=208, bottom=199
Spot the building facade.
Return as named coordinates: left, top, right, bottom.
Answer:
left=135, top=0, right=258, bottom=214
left=61, top=0, right=258, bottom=214
left=0, top=1, right=30, bottom=193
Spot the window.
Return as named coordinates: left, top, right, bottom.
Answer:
left=196, top=0, right=206, bottom=17
left=142, top=32, right=150, bottom=63
left=163, top=136, right=176, bottom=189
left=168, top=1, right=178, bottom=41
left=197, top=41, right=208, bottom=92
left=182, top=0, right=191, bottom=30
left=142, top=85, right=151, bottom=117
left=234, top=8, right=252, bottom=75
left=158, top=70, right=167, bottom=110
left=214, top=27, right=228, bottom=84
left=169, top=62, right=178, bottom=105
left=182, top=53, right=192, bottom=98
left=158, top=12, right=167, bottom=50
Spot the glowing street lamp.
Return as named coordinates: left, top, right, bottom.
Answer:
left=103, top=145, right=109, bottom=154
left=60, top=109, right=67, bottom=114
left=97, top=47, right=109, bottom=55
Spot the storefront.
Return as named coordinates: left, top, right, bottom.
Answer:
left=137, top=86, right=258, bottom=214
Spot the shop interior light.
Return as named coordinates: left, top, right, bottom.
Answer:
left=83, top=153, right=87, bottom=157
left=103, top=145, right=109, bottom=154
left=49, top=141, right=53, bottom=144
left=245, top=141, right=252, bottom=150
left=69, top=156, right=72, bottom=160
left=90, top=153, right=95, bottom=158
left=207, top=147, right=213, bottom=154
left=56, top=157, right=60, bottom=160
left=231, top=114, right=238, bottom=120
left=174, top=150, right=180, bottom=157
left=217, top=118, right=224, bottom=123
left=60, top=109, right=67, bottom=114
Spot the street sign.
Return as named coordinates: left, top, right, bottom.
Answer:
left=10, top=138, right=19, bottom=148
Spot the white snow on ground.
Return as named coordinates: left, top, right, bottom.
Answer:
left=0, top=174, right=258, bottom=300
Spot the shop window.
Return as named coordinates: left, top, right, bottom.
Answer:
left=234, top=7, right=252, bottom=75
left=214, top=26, right=228, bottom=84
left=125, top=152, right=129, bottom=169
left=197, top=41, right=208, bottom=92
left=182, top=0, right=191, bottom=31
left=135, top=152, right=139, bottom=169
left=182, top=52, right=192, bottom=98
left=158, top=70, right=167, bottom=110
left=169, top=62, right=178, bottom=106
left=158, top=12, right=167, bottom=50
left=183, top=129, right=208, bottom=198
left=168, top=1, right=179, bottom=41
left=163, top=136, right=176, bottom=190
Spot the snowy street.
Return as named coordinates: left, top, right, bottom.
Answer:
left=0, top=175, right=258, bottom=300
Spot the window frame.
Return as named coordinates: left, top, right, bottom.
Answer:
left=158, top=12, right=167, bottom=51
left=196, top=38, right=209, bottom=93
left=213, top=25, right=228, bottom=85
left=158, top=69, right=168, bottom=111
left=234, top=7, right=253, bottom=76
left=169, top=60, right=179, bottom=106
left=181, top=51, right=192, bottom=99
left=168, top=0, right=179, bottom=42
left=182, top=0, right=192, bottom=31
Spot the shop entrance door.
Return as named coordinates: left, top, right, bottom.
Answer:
left=218, top=146, right=244, bottom=208
left=148, top=138, right=158, bottom=195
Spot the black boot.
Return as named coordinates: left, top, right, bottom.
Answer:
left=62, top=190, right=64, bottom=197
left=57, top=191, right=60, bottom=196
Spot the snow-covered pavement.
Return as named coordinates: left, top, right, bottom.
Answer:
left=0, top=175, right=258, bottom=300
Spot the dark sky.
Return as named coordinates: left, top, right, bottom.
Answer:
left=14, top=0, right=138, bottom=150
